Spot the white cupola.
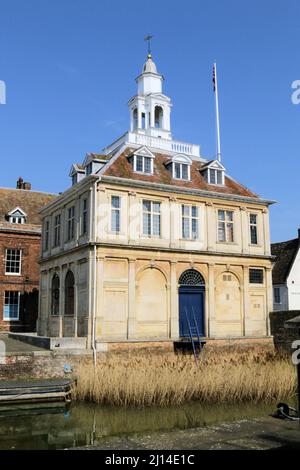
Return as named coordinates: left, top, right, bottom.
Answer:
left=128, top=53, right=172, bottom=140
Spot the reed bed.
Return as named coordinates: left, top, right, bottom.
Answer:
left=74, top=346, right=297, bottom=407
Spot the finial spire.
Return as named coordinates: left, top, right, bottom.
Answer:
left=144, top=34, right=154, bottom=59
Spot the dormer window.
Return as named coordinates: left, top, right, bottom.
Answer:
left=86, top=162, right=93, bottom=175
left=200, top=160, right=225, bottom=186
left=169, top=155, right=192, bottom=181
left=135, top=155, right=152, bottom=173
left=7, top=207, right=27, bottom=224
left=209, top=168, right=223, bottom=185
left=174, top=162, right=189, bottom=180
left=69, top=164, right=85, bottom=186
left=130, top=146, right=155, bottom=175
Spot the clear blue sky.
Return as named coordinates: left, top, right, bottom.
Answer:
left=0, top=0, right=299, bottom=242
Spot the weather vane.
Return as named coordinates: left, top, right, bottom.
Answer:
left=144, top=35, right=153, bottom=58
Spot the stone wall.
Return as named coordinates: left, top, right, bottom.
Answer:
left=269, top=310, right=300, bottom=352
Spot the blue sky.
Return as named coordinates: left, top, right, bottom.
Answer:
left=0, top=0, right=299, bottom=242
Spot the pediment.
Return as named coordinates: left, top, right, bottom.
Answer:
left=172, top=154, right=192, bottom=165
left=133, top=146, right=155, bottom=159
left=201, top=159, right=226, bottom=171
left=8, top=206, right=27, bottom=217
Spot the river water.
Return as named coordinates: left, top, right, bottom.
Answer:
left=0, top=401, right=278, bottom=450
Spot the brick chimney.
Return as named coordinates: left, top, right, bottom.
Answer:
left=16, top=177, right=31, bottom=190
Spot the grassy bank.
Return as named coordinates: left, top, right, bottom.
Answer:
left=74, top=346, right=297, bottom=407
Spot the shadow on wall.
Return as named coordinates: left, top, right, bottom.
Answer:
left=269, top=310, right=300, bottom=352
left=8, top=290, right=39, bottom=333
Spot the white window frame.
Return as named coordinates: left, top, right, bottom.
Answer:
left=217, top=210, right=235, bottom=243
left=172, top=162, right=191, bottom=181
left=249, top=213, right=259, bottom=245
left=9, top=216, right=26, bottom=224
left=133, top=154, right=154, bottom=175
left=3, top=291, right=20, bottom=321
left=208, top=168, right=224, bottom=185
left=8, top=207, right=27, bottom=224
left=142, top=200, right=161, bottom=238
left=5, top=249, right=22, bottom=276
left=181, top=205, right=199, bottom=240
left=111, top=195, right=121, bottom=233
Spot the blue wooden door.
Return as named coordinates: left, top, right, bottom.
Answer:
left=179, top=286, right=205, bottom=337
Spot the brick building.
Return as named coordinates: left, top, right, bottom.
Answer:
left=0, top=178, right=56, bottom=331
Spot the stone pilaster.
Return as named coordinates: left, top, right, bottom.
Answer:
left=262, top=208, right=271, bottom=256
left=240, top=206, right=249, bottom=254
left=265, top=266, right=273, bottom=335
left=59, top=265, right=65, bottom=337
left=74, top=262, right=78, bottom=338
left=207, top=263, right=215, bottom=337
left=127, top=258, right=136, bottom=339
left=170, top=260, right=179, bottom=339
left=206, top=202, right=216, bottom=251
left=95, top=255, right=105, bottom=338
left=128, top=192, right=138, bottom=245
left=169, top=196, right=177, bottom=248
left=242, top=265, right=250, bottom=336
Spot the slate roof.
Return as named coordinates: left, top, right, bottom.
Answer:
left=0, top=188, right=57, bottom=232
left=103, top=148, right=259, bottom=199
left=271, top=237, right=300, bottom=284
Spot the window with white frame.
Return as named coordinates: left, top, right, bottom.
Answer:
left=218, top=210, right=234, bottom=243
left=209, top=168, right=223, bottom=185
left=250, top=213, right=258, bottom=245
left=274, top=287, right=281, bottom=304
left=111, top=196, right=121, bottom=233
left=201, top=162, right=225, bottom=185
left=5, top=249, right=22, bottom=275
left=134, top=155, right=153, bottom=174
left=3, top=291, right=20, bottom=321
left=182, top=205, right=198, bottom=240
left=67, top=206, right=75, bottom=241
left=173, top=162, right=190, bottom=180
left=53, top=214, right=61, bottom=247
left=142, top=200, right=161, bottom=237
left=8, top=207, right=27, bottom=224
left=82, top=198, right=88, bottom=235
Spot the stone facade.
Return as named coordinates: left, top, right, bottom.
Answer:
left=37, top=178, right=274, bottom=347
left=37, top=53, right=274, bottom=348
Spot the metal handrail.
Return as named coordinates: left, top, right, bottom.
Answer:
left=184, top=307, right=198, bottom=366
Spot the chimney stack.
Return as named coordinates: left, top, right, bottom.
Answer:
left=16, top=177, right=31, bottom=191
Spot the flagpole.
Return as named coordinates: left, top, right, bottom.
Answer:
left=213, top=62, right=221, bottom=162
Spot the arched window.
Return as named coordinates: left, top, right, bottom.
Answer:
left=154, top=106, right=163, bottom=128
left=133, top=108, right=138, bottom=130
left=51, top=274, right=60, bottom=316
left=179, top=269, right=205, bottom=286
left=65, top=270, right=75, bottom=316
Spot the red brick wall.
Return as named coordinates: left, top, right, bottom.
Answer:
left=0, top=231, right=41, bottom=331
